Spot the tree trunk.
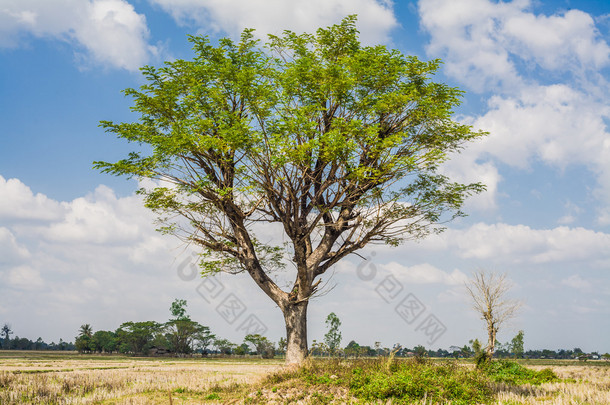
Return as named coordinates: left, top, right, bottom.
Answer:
left=283, top=301, right=309, bottom=365
left=487, top=324, right=496, bottom=357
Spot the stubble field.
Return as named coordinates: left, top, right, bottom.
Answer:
left=0, top=351, right=282, bottom=404
left=0, top=351, right=609, bottom=404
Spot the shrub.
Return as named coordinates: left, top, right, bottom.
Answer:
left=348, top=359, right=493, bottom=404
left=474, top=350, right=491, bottom=369
left=483, top=360, right=559, bottom=385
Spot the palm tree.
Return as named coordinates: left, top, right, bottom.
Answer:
left=1, top=324, right=13, bottom=348
left=79, top=324, right=93, bottom=338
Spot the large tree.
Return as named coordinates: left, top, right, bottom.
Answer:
left=95, top=16, right=485, bottom=364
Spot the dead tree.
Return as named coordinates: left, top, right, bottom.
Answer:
left=465, top=270, right=522, bottom=358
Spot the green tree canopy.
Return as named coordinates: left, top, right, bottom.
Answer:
left=510, top=330, right=525, bottom=358
left=244, top=334, right=275, bottom=358
left=95, top=16, right=486, bottom=364
left=164, top=299, right=211, bottom=354
left=116, top=321, right=163, bottom=354
left=324, top=312, right=342, bottom=356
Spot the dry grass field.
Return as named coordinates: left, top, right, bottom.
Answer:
left=493, top=362, right=610, bottom=405
left=1, top=351, right=608, bottom=404
left=0, top=351, right=282, bottom=404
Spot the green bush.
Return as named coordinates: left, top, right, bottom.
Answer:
left=474, top=350, right=490, bottom=369
left=482, top=360, right=559, bottom=385
left=348, top=359, right=492, bottom=404
left=260, top=358, right=560, bottom=404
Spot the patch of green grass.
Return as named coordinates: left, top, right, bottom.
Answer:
left=257, top=357, right=567, bottom=404
left=348, top=359, right=493, bottom=404
left=482, top=360, right=560, bottom=385
left=262, top=358, right=493, bottom=404
left=309, top=391, right=335, bottom=404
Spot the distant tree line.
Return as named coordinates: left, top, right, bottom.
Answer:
left=0, top=323, right=74, bottom=351
left=73, top=300, right=278, bottom=358
left=337, top=333, right=608, bottom=361
left=3, top=312, right=608, bottom=361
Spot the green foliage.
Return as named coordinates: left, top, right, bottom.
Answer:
left=344, top=340, right=361, bottom=357
left=510, top=330, right=525, bottom=358
left=74, top=335, right=91, bottom=354
left=323, top=313, right=342, bottom=356
left=278, top=358, right=493, bottom=404
left=170, top=299, right=189, bottom=321
left=349, top=360, right=492, bottom=404
left=165, top=299, right=213, bottom=354
left=75, top=324, right=96, bottom=353
left=474, top=350, right=491, bottom=369
left=481, top=360, right=559, bottom=385
left=96, top=16, right=487, bottom=364
left=1, top=324, right=13, bottom=349
left=205, top=393, right=221, bottom=400
left=214, top=338, right=236, bottom=355
left=95, top=16, right=486, bottom=278
left=470, top=338, right=482, bottom=355
left=90, top=330, right=117, bottom=353
left=244, top=334, right=275, bottom=359
left=261, top=357, right=564, bottom=404
left=277, top=337, right=286, bottom=355
left=234, top=343, right=250, bottom=356
left=115, top=321, right=163, bottom=354
left=413, top=345, right=427, bottom=360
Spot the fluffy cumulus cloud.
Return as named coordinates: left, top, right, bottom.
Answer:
left=419, top=0, right=610, bottom=91
left=148, top=0, right=397, bottom=44
left=0, top=175, right=185, bottom=341
left=41, top=185, right=148, bottom=244
left=467, top=85, right=610, bottom=170
left=444, top=222, right=610, bottom=265
left=418, top=0, right=610, bottom=222
left=0, top=0, right=156, bottom=70
left=0, top=227, right=30, bottom=265
left=0, top=176, right=65, bottom=222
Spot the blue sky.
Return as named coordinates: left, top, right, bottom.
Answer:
left=1, top=0, right=609, bottom=353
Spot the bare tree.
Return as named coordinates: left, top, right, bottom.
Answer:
left=465, top=270, right=522, bottom=359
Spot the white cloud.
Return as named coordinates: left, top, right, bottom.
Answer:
left=561, top=274, right=592, bottom=291
left=440, top=152, right=502, bottom=211
left=1, top=175, right=609, bottom=350
left=0, top=177, right=191, bottom=341
left=464, top=84, right=610, bottom=219
left=418, top=0, right=610, bottom=220
left=40, top=185, right=152, bottom=244
left=419, top=0, right=610, bottom=92
left=445, top=223, right=610, bottom=264
left=468, top=84, right=610, bottom=170
left=557, top=201, right=582, bottom=225
left=0, top=0, right=156, bottom=70
left=382, top=262, right=469, bottom=285
left=0, top=227, right=30, bottom=264
left=502, top=9, right=610, bottom=72
left=0, top=175, right=65, bottom=222
left=6, top=265, right=44, bottom=290
left=148, top=0, right=397, bottom=44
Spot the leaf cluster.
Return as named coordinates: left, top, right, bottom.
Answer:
left=94, top=16, right=486, bottom=290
